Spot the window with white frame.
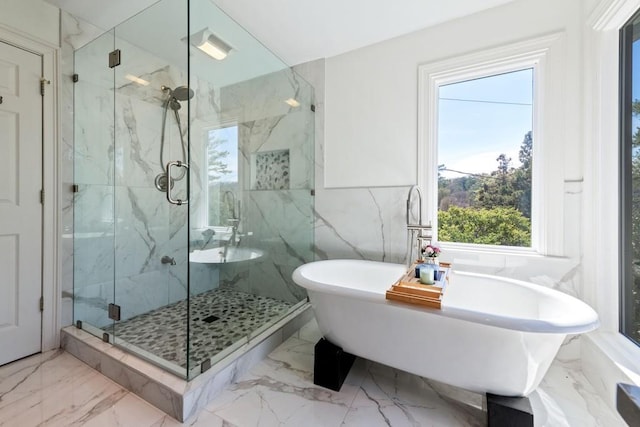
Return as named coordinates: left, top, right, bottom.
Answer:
left=437, top=70, right=533, bottom=247
left=418, top=34, right=565, bottom=255
left=204, top=125, right=239, bottom=227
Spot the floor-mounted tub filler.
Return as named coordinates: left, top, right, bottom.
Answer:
left=292, top=259, right=599, bottom=425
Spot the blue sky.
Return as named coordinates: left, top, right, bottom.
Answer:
left=634, top=40, right=640, bottom=101
left=438, top=68, right=533, bottom=178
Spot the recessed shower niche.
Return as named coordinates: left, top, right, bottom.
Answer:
left=66, top=0, right=314, bottom=419
left=253, top=149, right=290, bottom=190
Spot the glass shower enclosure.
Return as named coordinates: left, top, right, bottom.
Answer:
left=73, top=0, right=314, bottom=379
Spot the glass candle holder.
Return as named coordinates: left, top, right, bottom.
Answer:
left=419, top=264, right=437, bottom=285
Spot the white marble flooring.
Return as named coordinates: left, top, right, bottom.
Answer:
left=0, top=319, right=626, bottom=426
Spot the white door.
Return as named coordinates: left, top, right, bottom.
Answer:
left=0, top=41, right=43, bottom=366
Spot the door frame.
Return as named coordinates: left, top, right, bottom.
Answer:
left=0, top=25, right=59, bottom=352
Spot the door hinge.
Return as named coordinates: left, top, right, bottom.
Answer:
left=40, top=189, right=44, bottom=204
left=72, top=74, right=79, bottom=83
left=108, top=49, right=121, bottom=68
left=39, top=296, right=43, bottom=312
left=108, top=303, right=121, bottom=321
left=40, top=78, right=50, bottom=96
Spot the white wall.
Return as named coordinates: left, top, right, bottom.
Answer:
left=324, top=0, right=584, bottom=188
left=0, top=0, right=59, bottom=46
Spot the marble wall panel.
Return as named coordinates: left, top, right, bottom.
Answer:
left=220, top=68, right=312, bottom=124
left=237, top=190, right=313, bottom=303
left=60, top=12, right=105, bottom=327
left=114, top=186, right=169, bottom=277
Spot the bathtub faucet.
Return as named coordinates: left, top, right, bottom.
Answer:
left=223, top=190, right=241, bottom=245
left=406, top=185, right=433, bottom=263
left=406, top=185, right=423, bottom=228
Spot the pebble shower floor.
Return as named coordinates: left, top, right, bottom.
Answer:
left=105, top=287, right=294, bottom=369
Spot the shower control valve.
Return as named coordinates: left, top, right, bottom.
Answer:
left=161, top=256, right=176, bottom=265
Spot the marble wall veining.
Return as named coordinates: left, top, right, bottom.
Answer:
left=216, top=68, right=315, bottom=305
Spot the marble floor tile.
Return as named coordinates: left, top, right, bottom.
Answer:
left=0, top=319, right=627, bottom=427
left=341, top=361, right=484, bottom=427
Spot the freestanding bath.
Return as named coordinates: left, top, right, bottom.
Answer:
left=292, top=259, right=599, bottom=397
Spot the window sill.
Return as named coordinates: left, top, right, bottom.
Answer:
left=437, top=243, right=576, bottom=285
left=439, top=241, right=543, bottom=257
left=439, top=242, right=566, bottom=269
left=582, top=331, right=640, bottom=410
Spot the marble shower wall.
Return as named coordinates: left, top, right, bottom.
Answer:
left=218, top=69, right=315, bottom=304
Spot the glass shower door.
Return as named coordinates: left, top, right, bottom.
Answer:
left=109, top=1, right=190, bottom=377
left=72, top=30, right=116, bottom=338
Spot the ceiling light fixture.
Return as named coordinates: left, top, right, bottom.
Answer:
left=125, top=74, right=150, bottom=86
left=186, top=28, right=232, bottom=61
left=284, top=98, right=300, bottom=107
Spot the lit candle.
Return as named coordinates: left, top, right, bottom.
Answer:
left=420, top=266, right=435, bottom=284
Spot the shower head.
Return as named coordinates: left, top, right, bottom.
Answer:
left=162, top=85, right=194, bottom=110
left=172, top=86, right=194, bottom=101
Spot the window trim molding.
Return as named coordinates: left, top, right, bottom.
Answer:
left=580, top=0, right=640, bottom=411
left=618, top=9, right=638, bottom=344
left=418, top=32, right=565, bottom=256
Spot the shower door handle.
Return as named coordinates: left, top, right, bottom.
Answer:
left=166, top=160, right=189, bottom=205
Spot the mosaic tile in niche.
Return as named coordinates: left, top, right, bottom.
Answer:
left=253, top=149, right=290, bottom=190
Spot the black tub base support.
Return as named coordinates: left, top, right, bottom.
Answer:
left=313, top=338, right=356, bottom=392
left=487, top=393, right=534, bottom=427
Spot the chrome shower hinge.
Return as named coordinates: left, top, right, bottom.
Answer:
left=108, top=303, right=121, bottom=321
left=109, top=49, right=121, bottom=68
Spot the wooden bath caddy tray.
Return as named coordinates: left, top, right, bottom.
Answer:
left=385, top=262, right=451, bottom=309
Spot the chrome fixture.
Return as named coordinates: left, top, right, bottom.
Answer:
left=222, top=190, right=240, bottom=224
left=161, top=255, right=176, bottom=265
left=406, top=185, right=423, bottom=228
left=222, top=190, right=241, bottom=244
left=166, top=160, right=189, bottom=205
left=406, top=185, right=433, bottom=264
left=155, top=85, right=194, bottom=193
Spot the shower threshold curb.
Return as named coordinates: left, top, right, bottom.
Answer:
left=61, top=303, right=313, bottom=422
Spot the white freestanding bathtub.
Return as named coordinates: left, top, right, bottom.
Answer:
left=292, top=259, right=599, bottom=397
